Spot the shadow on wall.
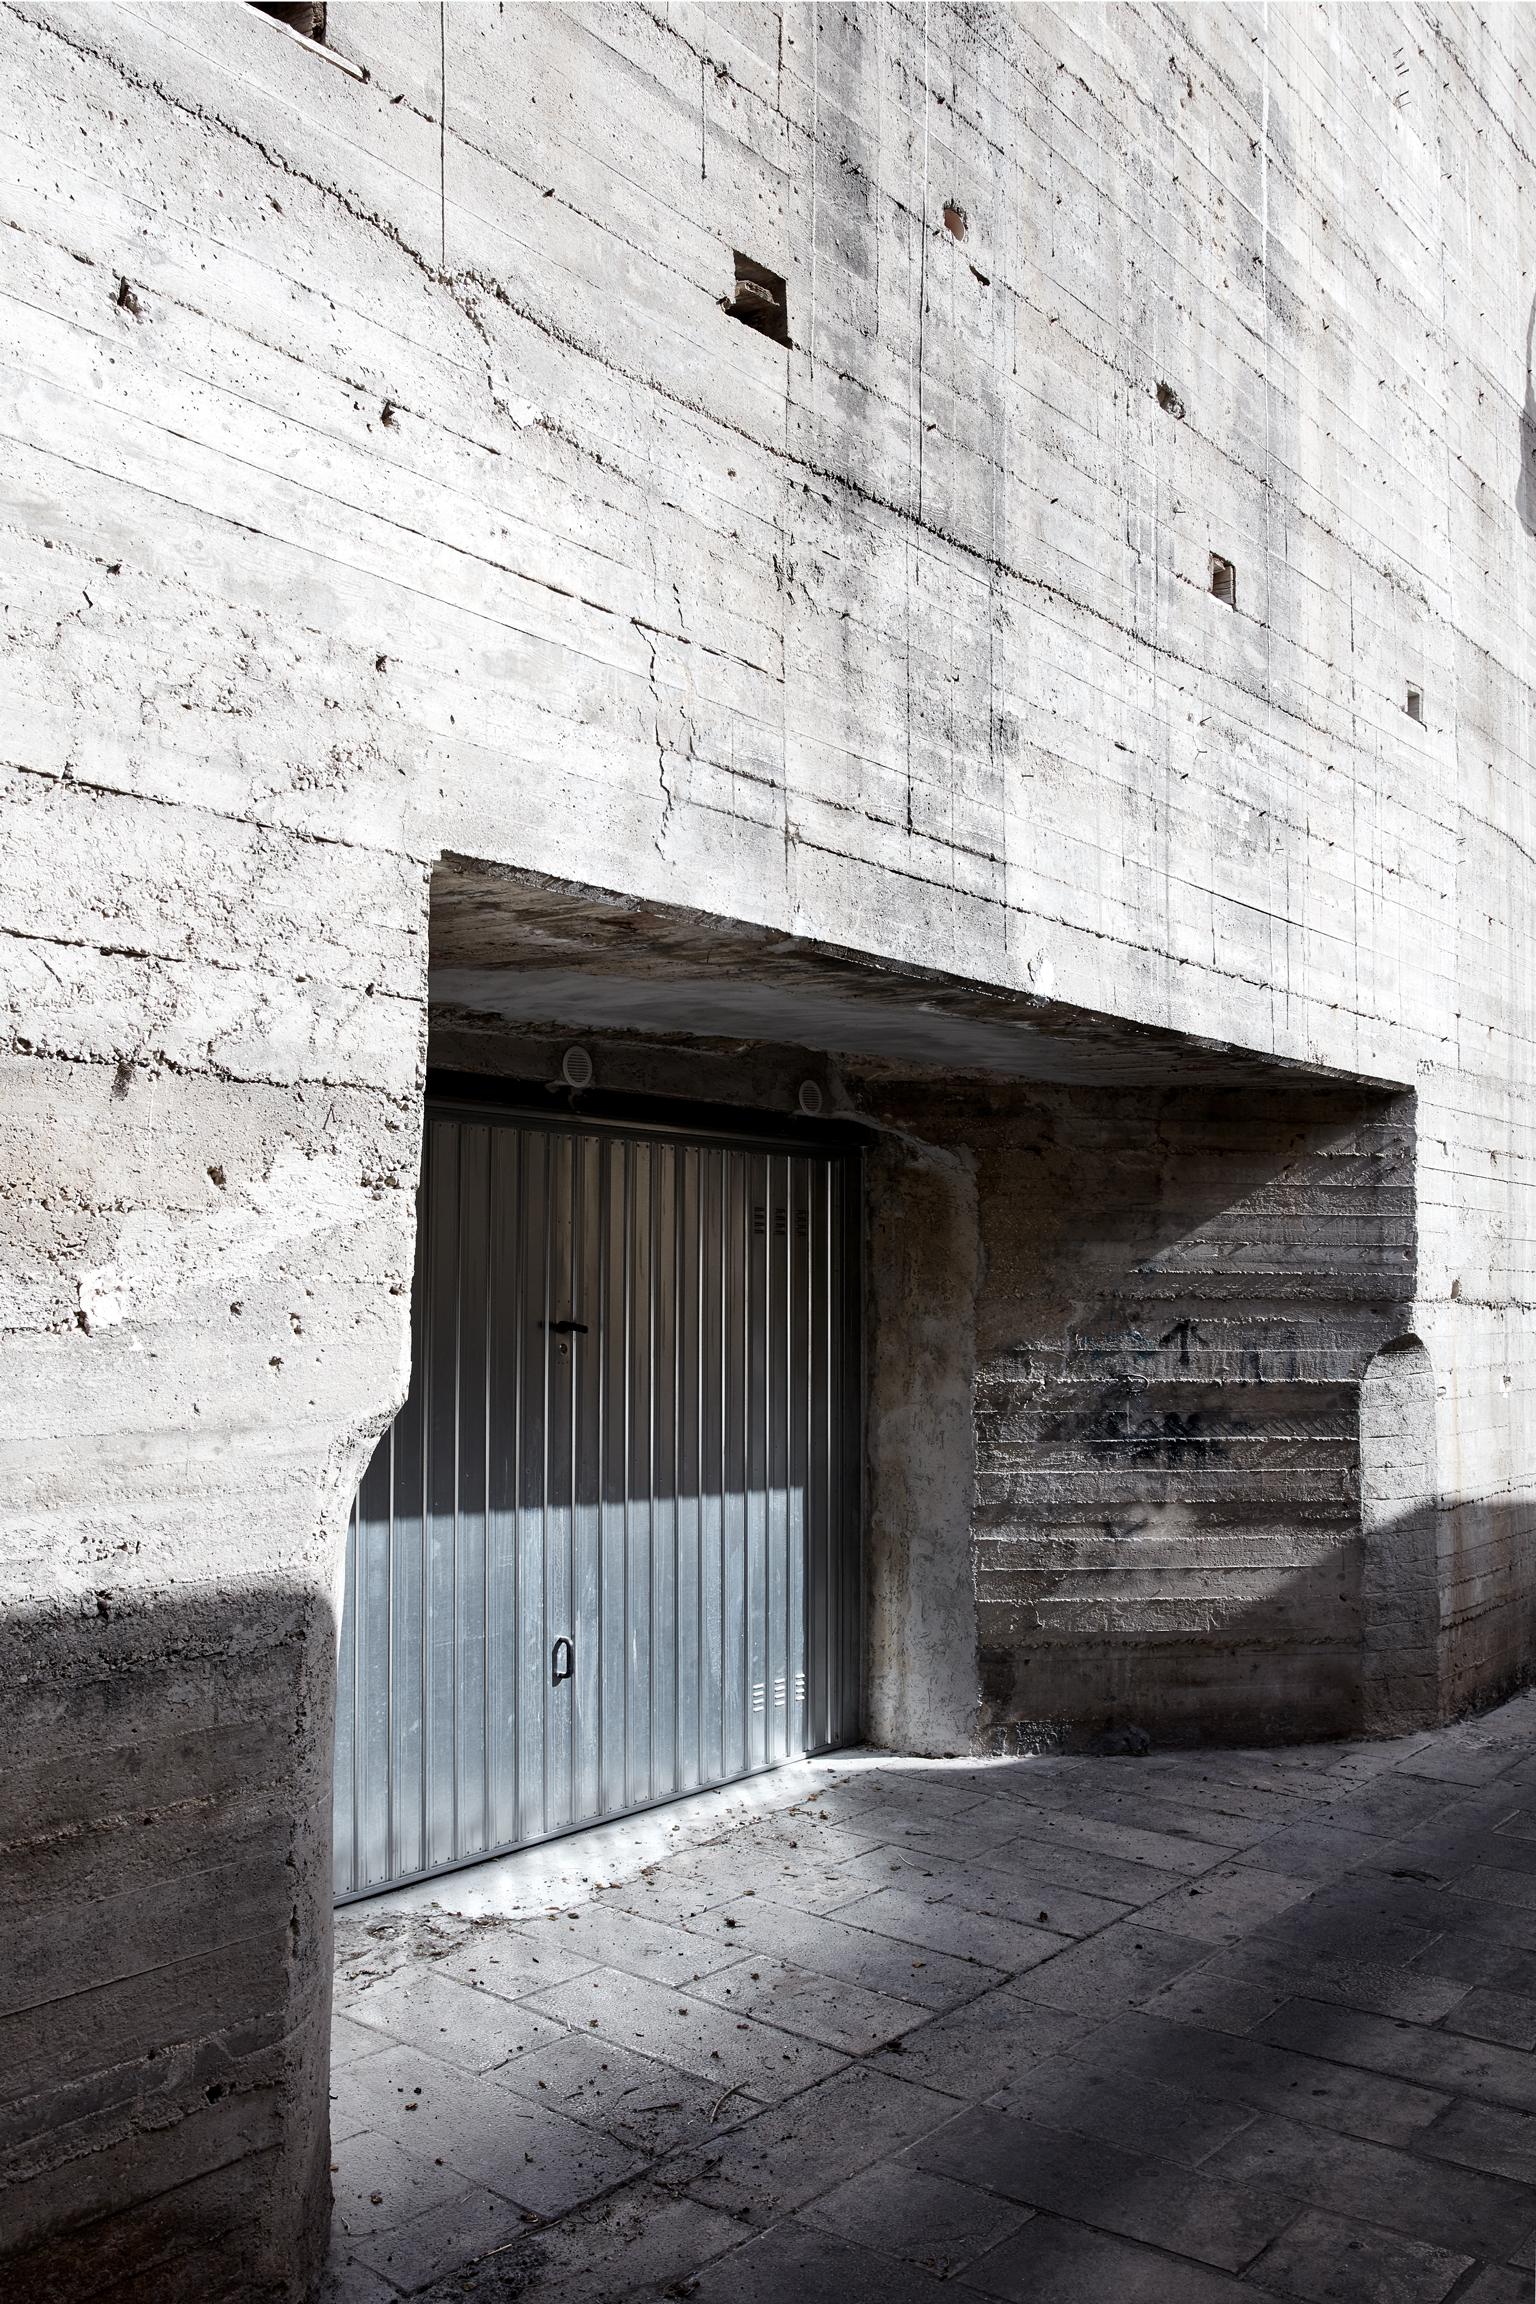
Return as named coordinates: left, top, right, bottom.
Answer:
left=974, top=1515, right=1441, bottom=1757
left=1441, top=1482, right=1536, bottom=1715
left=0, top=1576, right=339, bottom=2304
left=973, top=1494, right=1533, bottom=1763
left=1520, top=295, right=1536, bottom=536
left=882, top=1078, right=1429, bottom=1752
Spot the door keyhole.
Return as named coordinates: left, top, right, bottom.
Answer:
left=551, top=1636, right=575, bottom=1687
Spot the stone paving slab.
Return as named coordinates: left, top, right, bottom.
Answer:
left=1442, top=1881, right=1536, bottom=1950
left=910, top=2099, right=1299, bottom=2270
left=798, top=2157, right=1034, bottom=2276
left=963, top=1828, right=1190, bottom=1906
left=1067, top=2007, right=1453, bottom=2148
left=1203, top=2111, right=1535, bottom=2259
left=959, top=2211, right=1255, bottom=2301
left=1445, top=1986, right=1536, bottom=2050
left=350, top=2183, right=543, bottom=2295
left=1146, top=1860, right=1319, bottom=1943
left=683, top=1891, right=1008, bottom=2007
left=339, top=2041, right=648, bottom=2213
left=1150, top=1937, right=1478, bottom=2026
left=1238, top=2204, right=1472, bottom=2304
left=426, top=1930, right=599, bottom=2001
left=1458, top=2270, right=1533, bottom=2304
left=393, top=2182, right=745, bottom=2304
left=1254, top=1997, right=1536, bottom=2113
left=682, top=2216, right=958, bottom=2302
left=518, top=1966, right=847, bottom=2103
left=325, top=1688, right=1536, bottom=2300
left=347, top=1965, right=573, bottom=2073
left=990, top=2052, right=1260, bottom=2166
left=668, top=2062, right=961, bottom=2227
left=1009, top=1916, right=1215, bottom=2012
left=813, top=1880, right=1072, bottom=1971
left=489, top=2032, right=761, bottom=2158
left=865, top=1984, right=1101, bottom=2103
left=924, top=1853, right=1135, bottom=1936
left=506, top=1903, right=750, bottom=1992
left=687, top=1951, right=931, bottom=2054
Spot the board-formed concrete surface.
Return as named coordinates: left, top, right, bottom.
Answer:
left=327, top=1692, right=1536, bottom=2301
left=6, top=0, right=1536, bottom=2286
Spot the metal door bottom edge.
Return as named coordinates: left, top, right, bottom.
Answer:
left=334, top=1737, right=848, bottom=1907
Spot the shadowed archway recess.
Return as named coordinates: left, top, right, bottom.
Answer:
left=423, top=857, right=1426, bottom=1756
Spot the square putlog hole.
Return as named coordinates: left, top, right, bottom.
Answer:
left=252, top=2, right=327, bottom=35
left=725, top=253, right=791, bottom=348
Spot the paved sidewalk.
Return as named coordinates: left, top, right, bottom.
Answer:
left=325, top=1692, right=1536, bottom=2303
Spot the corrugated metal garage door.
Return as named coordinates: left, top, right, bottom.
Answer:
left=334, top=1102, right=860, bottom=1899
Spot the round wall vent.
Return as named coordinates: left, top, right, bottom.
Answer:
left=797, top=1080, right=824, bottom=1117
left=561, top=1045, right=594, bottom=1090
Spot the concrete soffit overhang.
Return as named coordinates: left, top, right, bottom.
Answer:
left=429, top=855, right=1412, bottom=1096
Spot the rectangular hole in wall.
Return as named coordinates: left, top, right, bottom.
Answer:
left=1406, top=685, right=1424, bottom=723
left=246, top=2, right=366, bottom=80
left=1210, top=554, right=1237, bottom=609
left=725, top=253, right=791, bottom=348
left=251, top=1, right=327, bottom=36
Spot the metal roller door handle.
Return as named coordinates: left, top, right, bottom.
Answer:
left=551, top=1637, right=575, bottom=1686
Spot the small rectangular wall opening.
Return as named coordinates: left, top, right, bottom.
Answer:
left=726, top=253, right=791, bottom=347
left=1210, top=553, right=1237, bottom=608
left=251, top=1, right=327, bottom=36
left=1407, top=684, right=1425, bottom=722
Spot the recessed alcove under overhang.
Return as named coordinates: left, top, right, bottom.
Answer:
left=413, top=854, right=1427, bottom=1766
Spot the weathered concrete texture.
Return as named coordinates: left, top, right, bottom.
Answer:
left=1361, top=1338, right=1442, bottom=1734
left=865, top=1136, right=981, bottom=1756
left=428, top=859, right=1348, bottom=1088
left=323, top=1690, right=1536, bottom=2302
left=1, top=1583, right=334, bottom=2304
left=0, top=1047, right=423, bottom=2296
left=2, top=0, right=1535, bottom=2293
left=955, top=1084, right=1420, bottom=1748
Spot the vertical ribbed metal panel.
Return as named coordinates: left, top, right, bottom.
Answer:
left=334, top=1108, right=859, bottom=1900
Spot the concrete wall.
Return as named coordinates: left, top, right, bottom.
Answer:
left=966, top=1085, right=1416, bottom=1747
left=865, top=1134, right=981, bottom=1756
left=855, top=1076, right=1421, bottom=1749
left=3, top=0, right=1536, bottom=2291
left=0, top=1062, right=418, bottom=2297
left=1360, top=1335, right=1441, bottom=1733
